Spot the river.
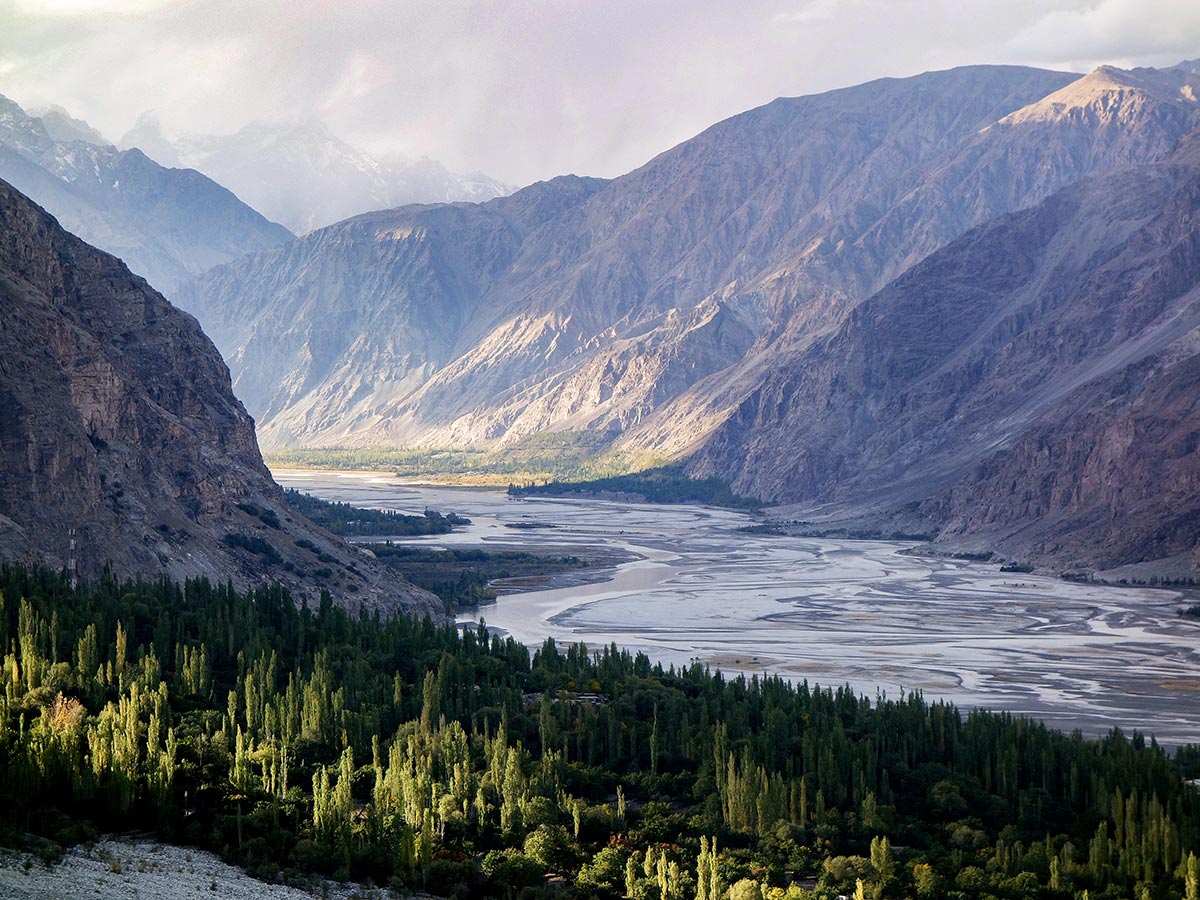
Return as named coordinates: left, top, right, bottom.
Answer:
left=278, top=470, right=1200, bottom=746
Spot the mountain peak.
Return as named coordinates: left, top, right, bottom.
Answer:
left=0, top=94, right=291, bottom=291
left=999, top=64, right=1200, bottom=127
left=123, top=115, right=512, bottom=233
left=28, top=103, right=110, bottom=146
left=0, top=176, right=439, bottom=615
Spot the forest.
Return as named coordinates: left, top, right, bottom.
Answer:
left=0, top=563, right=1198, bottom=900
left=508, top=466, right=768, bottom=510
left=283, top=488, right=471, bottom=536
left=366, top=543, right=590, bottom=612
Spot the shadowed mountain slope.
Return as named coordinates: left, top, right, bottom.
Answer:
left=691, top=158, right=1200, bottom=571
left=0, top=95, right=292, bottom=293
left=0, top=178, right=439, bottom=616
left=178, top=64, right=1086, bottom=450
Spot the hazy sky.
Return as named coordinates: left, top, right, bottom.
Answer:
left=1, top=0, right=1198, bottom=186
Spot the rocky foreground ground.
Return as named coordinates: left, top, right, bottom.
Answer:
left=0, top=839, right=397, bottom=900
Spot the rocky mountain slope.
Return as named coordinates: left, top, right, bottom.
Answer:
left=0, top=96, right=292, bottom=293
left=178, top=64, right=1083, bottom=449
left=691, top=157, right=1200, bottom=571
left=0, top=178, right=439, bottom=616
left=173, top=61, right=1200, bottom=574
left=621, top=63, right=1200, bottom=456
left=122, top=114, right=512, bottom=234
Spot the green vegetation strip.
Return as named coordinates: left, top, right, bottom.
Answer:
left=509, top=465, right=770, bottom=510
left=1, top=564, right=1199, bottom=899
left=266, top=431, right=669, bottom=487
left=284, top=488, right=469, bottom=537
left=365, top=543, right=589, bottom=612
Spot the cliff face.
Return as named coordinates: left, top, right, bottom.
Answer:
left=689, top=163, right=1200, bottom=495
left=0, top=178, right=440, bottom=616
left=927, top=344, right=1200, bottom=573
left=176, top=65, right=1079, bottom=450
left=0, top=95, right=293, bottom=293
left=688, top=159, right=1200, bottom=571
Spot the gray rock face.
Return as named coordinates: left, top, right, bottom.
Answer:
left=0, top=178, right=440, bottom=617
left=0, top=96, right=293, bottom=293
left=173, top=61, right=1200, bottom=573
left=179, top=64, right=1084, bottom=450
left=121, top=115, right=513, bottom=234
left=694, top=158, right=1200, bottom=570
left=692, top=161, right=1200, bottom=490
left=929, top=345, right=1200, bottom=574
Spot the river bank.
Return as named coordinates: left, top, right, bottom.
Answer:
left=279, top=470, right=1200, bottom=745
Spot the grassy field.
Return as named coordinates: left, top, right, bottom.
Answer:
left=265, top=430, right=669, bottom=486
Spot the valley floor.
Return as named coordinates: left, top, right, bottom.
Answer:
left=278, top=471, right=1200, bottom=745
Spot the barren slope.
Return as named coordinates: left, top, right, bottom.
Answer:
left=177, top=65, right=1078, bottom=450
left=0, top=179, right=439, bottom=616
left=0, top=95, right=292, bottom=293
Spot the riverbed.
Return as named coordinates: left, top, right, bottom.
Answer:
left=277, top=470, right=1200, bottom=745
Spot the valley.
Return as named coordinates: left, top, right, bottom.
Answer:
left=4, top=14, right=1200, bottom=895
left=282, top=471, right=1200, bottom=745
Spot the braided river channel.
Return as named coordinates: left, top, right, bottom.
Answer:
left=278, top=471, right=1200, bottom=745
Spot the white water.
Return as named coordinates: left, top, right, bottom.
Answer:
left=278, top=471, right=1200, bottom=745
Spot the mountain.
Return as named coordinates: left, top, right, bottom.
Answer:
left=177, top=64, right=1084, bottom=450
left=685, top=156, right=1200, bottom=566
left=622, top=64, right=1200, bottom=455
left=917, top=164, right=1200, bottom=575
left=0, top=177, right=439, bottom=616
left=0, top=95, right=292, bottom=293
left=28, top=103, right=110, bottom=145
left=173, top=61, right=1200, bottom=573
left=179, top=174, right=611, bottom=447
left=121, top=114, right=513, bottom=234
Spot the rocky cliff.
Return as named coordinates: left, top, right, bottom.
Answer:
left=0, top=178, right=440, bottom=616
left=0, top=96, right=293, bottom=293
left=928, top=343, right=1200, bottom=576
left=690, top=158, right=1200, bottom=571
left=178, top=64, right=1080, bottom=450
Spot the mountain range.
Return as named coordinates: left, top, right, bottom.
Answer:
left=121, top=114, right=513, bottom=234
left=173, top=61, right=1200, bottom=575
left=0, top=94, right=292, bottom=293
left=0, top=176, right=439, bottom=617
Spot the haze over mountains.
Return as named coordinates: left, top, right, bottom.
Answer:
left=0, top=177, right=439, bottom=616
left=121, top=114, right=513, bottom=234
left=173, top=61, right=1200, bottom=575
left=0, top=94, right=292, bottom=293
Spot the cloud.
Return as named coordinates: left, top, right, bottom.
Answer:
left=10, top=0, right=180, bottom=14
left=0, top=0, right=1196, bottom=187
left=1008, top=0, right=1200, bottom=69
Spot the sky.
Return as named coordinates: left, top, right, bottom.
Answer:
left=1, top=0, right=1198, bottom=187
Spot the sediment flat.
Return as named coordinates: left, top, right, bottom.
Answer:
left=279, top=470, right=1200, bottom=745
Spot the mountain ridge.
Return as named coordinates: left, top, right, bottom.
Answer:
left=172, top=61, right=1200, bottom=575
left=0, top=94, right=293, bottom=293
left=0, top=177, right=440, bottom=617
left=122, top=113, right=513, bottom=234
left=178, top=64, right=1082, bottom=450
